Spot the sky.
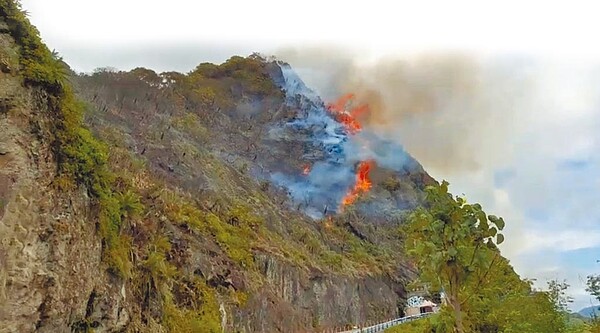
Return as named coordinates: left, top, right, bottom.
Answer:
left=20, top=0, right=600, bottom=311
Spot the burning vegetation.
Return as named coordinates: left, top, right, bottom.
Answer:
left=302, top=164, right=311, bottom=175
left=326, top=94, right=376, bottom=210
left=341, top=160, right=375, bottom=207
left=326, top=93, right=369, bottom=134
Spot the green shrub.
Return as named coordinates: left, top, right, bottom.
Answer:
left=98, top=194, right=132, bottom=278
left=321, top=251, right=344, bottom=270
left=163, top=280, right=222, bottom=333
left=116, top=190, right=144, bottom=220
left=141, top=236, right=178, bottom=295
left=384, top=317, right=432, bottom=333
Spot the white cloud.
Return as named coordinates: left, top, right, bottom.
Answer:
left=18, top=0, right=600, bottom=72
left=417, top=59, right=600, bottom=310
left=517, top=230, right=600, bottom=254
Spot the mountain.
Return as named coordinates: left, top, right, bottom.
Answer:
left=0, top=2, right=434, bottom=332
left=578, top=305, right=600, bottom=318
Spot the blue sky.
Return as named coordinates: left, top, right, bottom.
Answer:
left=21, top=0, right=600, bottom=311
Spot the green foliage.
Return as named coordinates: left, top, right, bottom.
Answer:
left=98, top=194, right=132, bottom=278
left=589, top=320, right=600, bottom=333
left=227, top=203, right=264, bottom=230
left=116, top=190, right=144, bottom=220
left=402, top=181, right=570, bottom=333
left=466, top=263, right=567, bottom=333
left=192, top=86, right=217, bottom=106
left=0, top=1, right=66, bottom=93
left=320, top=251, right=344, bottom=270
left=587, top=275, right=600, bottom=304
left=384, top=317, right=433, bottom=332
left=162, top=279, right=222, bottom=333
left=161, top=196, right=257, bottom=269
left=548, top=279, right=574, bottom=313
left=404, top=181, right=505, bottom=333
left=141, top=236, right=178, bottom=292
left=0, top=0, right=133, bottom=277
left=192, top=62, right=220, bottom=78
left=130, top=67, right=161, bottom=85
left=186, top=55, right=283, bottom=111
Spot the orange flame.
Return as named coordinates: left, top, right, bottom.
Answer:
left=302, top=164, right=311, bottom=175
left=327, top=93, right=370, bottom=134
left=341, top=160, right=375, bottom=207
left=324, top=216, right=333, bottom=229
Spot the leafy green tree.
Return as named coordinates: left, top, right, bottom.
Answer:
left=404, top=181, right=505, bottom=333
left=585, top=272, right=600, bottom=333
left=475, top=275, right=567, bottom=333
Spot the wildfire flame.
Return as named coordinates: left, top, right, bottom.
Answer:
left=326, top=93, right=370, bottom=134
left=326, top=93, right=376, bottom=210
left=341, top=160, right=375, bottom=207
left=302, top=164, right=311, bottom=175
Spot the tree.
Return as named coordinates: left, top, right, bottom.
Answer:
left=585, top=272, right=600, bottom=333
left=547, top=279, right=574, bottom=313
left=404, top=181, right=505, bottom=333
left=587, top=274, right=600, bottom=303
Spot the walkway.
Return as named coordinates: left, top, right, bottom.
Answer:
left=337, top=313, right=432, bottom=333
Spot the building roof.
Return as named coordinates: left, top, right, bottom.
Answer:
left=420, top=300, right=437, bottom=307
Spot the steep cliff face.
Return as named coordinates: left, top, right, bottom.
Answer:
left=0, top=15, right=127, bottom=333
left=237, top=255, right=401, bottom=332
left=73, top=60, right=419, bottom=332
left=0, top=2, right=431, bottom=332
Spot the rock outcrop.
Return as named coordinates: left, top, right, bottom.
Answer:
left=0, top=20, right=127, bottom=332
left=0, top=3, right=429, bottom=331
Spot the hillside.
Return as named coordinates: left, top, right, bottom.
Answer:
left=0, top=2, right=435, bottom=332
left=2, top=1, right=572, bottom=333
left=579, top=305, right=600, bottom=318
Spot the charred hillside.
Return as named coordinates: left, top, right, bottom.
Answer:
left=1, top=1, right=434, bottom=332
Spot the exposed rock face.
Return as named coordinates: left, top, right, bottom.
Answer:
left=0, top=5, right=426, bottom=332
left=232, top=254, right=403, bottom=332
left=160, top=216, right=409, bottom=332
left=0, top=27, right=127, bottom=333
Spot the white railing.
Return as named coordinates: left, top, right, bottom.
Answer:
left=336, top=312, right=432, bottom=333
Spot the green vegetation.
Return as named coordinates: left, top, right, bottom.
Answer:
left=584, top=273, right=600, bottom=332
left=0, top=0, right=134, bottom=278
left=587, top=275, right=600, bottom=305
left=0, top=1, right=224, bottom=330
left=183, top=54, right=283, bottom=111
left=6, top=2, right=533, bottom=332
left=385, top=318, right=433, bottom=332
left=404, top=181, right=505, bottom=332
left=402, top=181, right=571, bottom=333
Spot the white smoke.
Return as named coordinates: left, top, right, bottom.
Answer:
left=269, top=62, right=421, bottom=218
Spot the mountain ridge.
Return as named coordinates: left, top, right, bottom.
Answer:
left=578, top=305, right=600, bottom=318
left=0, top=2, right=433, bottom=330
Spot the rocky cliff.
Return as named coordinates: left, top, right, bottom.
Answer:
left=0, top=1, right=433, bottom=332
left=0, top=7, right=127, bottom=332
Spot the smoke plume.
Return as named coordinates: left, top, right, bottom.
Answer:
left=279, top=48, right=534, bottom=176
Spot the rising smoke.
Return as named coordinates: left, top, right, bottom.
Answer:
left=270, top=61, right=422, bottom=218
left=268, top=50, right=541, bottom=219
left=278, top=48, right=534, bottom=176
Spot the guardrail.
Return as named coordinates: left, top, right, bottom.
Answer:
left=337, top=312, right=432, bottom=333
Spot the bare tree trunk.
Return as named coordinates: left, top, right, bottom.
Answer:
left=451, top=297, right=464, bottom=333
left=448, top=274, right=465, bottom=333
